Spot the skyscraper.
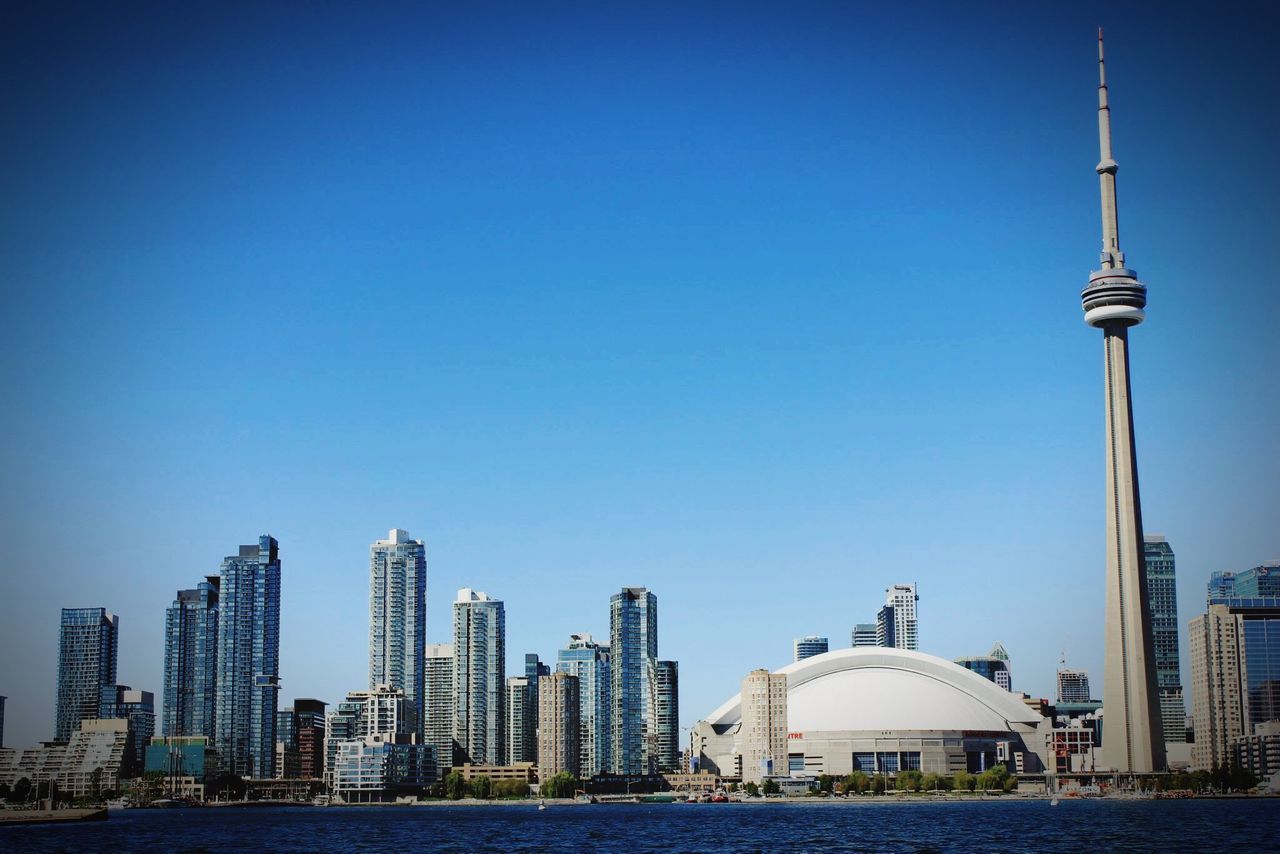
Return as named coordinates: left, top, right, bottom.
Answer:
left=1231, top=563, right=1280, bottom=597
left=793, top=636, right=829, bottom=662
left=1080, top=32, right=1165, bottom=773
left=55, top=607, right=118, bottom=742
left=610, top=587, right=658, bottom=774
left=1189, top=596, right=1280, bottom=772
left=1144, top=536, right=1185, bottom=742
left=1207, top=571, right=1236, bottom=600
left=1057, top=669, right=1092, bottom=704
left=0, top=695, right=6, bottom=748
left=556, top=633, right=611, bottom=778
left=368, top=529, right=427, bottom=741
left=654, top=660, right=680, bottom=773
left=424, top=643, right=454, bottom=772
left=955, top=644, right=1012, bottom=692
left=739, top=669, right=788, bottom=785
left=162, top=576, right=220, bottom=738
left=215, top=535, right=282, bottom=778
left=506, top=676, right=534, bottom=765
left=878, top=584, right=918, bottom=651
left=453, top=589, right=505, bottom=765
left=294, top=698, right=327, bottom=780
left=850, top=624, right=877, bottom=648
left=537, top=671, right=581, bottom=781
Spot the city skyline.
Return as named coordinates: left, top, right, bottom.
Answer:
left=2, top=5, right=1278, bottom=751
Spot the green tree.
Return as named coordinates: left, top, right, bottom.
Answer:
left=444, top=771, right=467, bottom=800
left=744, top=781, right=760, bottom=797
left=13, top=778, right=31, bottom=804
left=843, top=770, right=869, bottom=794
left=762, top=779, right=781, bottom=796
left=895, top=770, right=924, bottom=792
left=871, top=774, right=886, bottom=795
left=469, top=775, right=493, bottom=800
left=817, top=774, right=834, bottom=794
left=538, top=772, right=577, bottom=799
left=953, top=770, right=975, bottom=792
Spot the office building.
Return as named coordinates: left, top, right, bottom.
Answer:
left=453, top=589, right=506, bottom=765
left=739, top=668, right=788, bottom=784
left=1057, top=669, right=1092, bottom=704
left=1144, top=536, right=1185, bottom=742
left=537, top=671, right=580, bottom=781
left=851, top=624, right=877, bottom=648
left=611, top=587, right=658, bottom=774
left=55, top=607, right=119, bottom=743
left=1079, top=33, right=1164, bottom=773
left=1207, top=571, right=1236, bottom=600
left=1232, top=563, right=1280, bottom=597
left=654, top=660, right=680, bottom=772
left=215, top=535, right=282, bottom=779
left=368, top=529, right=427, bottom=741
left=556, top=633, right=611, bottom=778
left=955, top=644, right=1012, bottom=692
left=1189, top=597, right=1280, bottom=771
left=793, top=636, right=829, bottom=662
left=143, top=735, right=217, bottom=800
left=878, top=583, right=918, bottom=651
left=162, top=576, right=220, bottom=738
left=424, top=643, right=454, bottom=772
left=506, top=676, right=534, bottom=766
left=99, top=685, right=155, bottom=777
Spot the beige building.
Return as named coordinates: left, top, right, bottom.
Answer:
left=738, top=669, right=788, bottom=784
left=537, top=672, right=580, bottom=781
left=60, top=718, right=130, bottom=797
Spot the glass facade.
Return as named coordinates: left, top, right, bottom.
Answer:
left=453, top=589, right=505, bottom=765
left=99, top=685, right=155, bottom=776
left=215, top=536, right=281, bottom=778
left=162, top=576, right=219, bottom=738
left=654, top=660, right=679, bottom=772
left=1234, top=564, right=1280, bottom=598
left=1242, top=616, right=1280, bottom=730
left=368, top=530, right=427, bottom=742
left=793, top=636, right=829, bottom=662
left=610, top=587, right=658, bottom=774
left=56, top=608, right=119, bottom=742
left=556, top=633, right=611, bottom=777
left=1143, top=536, right=1185, bottom=741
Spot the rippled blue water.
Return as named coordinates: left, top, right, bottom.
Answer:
left=4, top=800, right=1277, bottom=852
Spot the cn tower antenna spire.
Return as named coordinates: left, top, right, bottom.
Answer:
left=1096, top=28, right=1123, bottom=269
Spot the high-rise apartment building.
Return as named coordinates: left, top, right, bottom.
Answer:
left=537, top=671, right=580, bottom=781
left=850, top=624, right=877, bottom=648
left=453, top=589, right=505, bottom=765
left=215, top=536, right=281, bottom=779
left=162, top=576, right=220, bottom=738
left=556, top=633, right=611, bottom=778
left=1144, top=536, right=1184, bottom=742
left=99, top=685, right=155, bottom=777
left=1189, top=596, right=1280, bottom=771
left=0, top=695, right=6, bottom=748
left=506, top=676, right=535, bottom=765
left=1057, top=669, right=1092, bottom=704
left=368, top=529, right=427, bottom=741
left=878, top=584, right=918, bottom=651
left=739, top=669, right=788, bottom=784
left=55, top=608, right=118, bottom=742
left=793, top=637, right=829, bottom=662
left=654, top=660, right=680, bottom=773
left=610, top=587, right=658, bottom=774
left=424, top=643, right=454, bottom=772
left=294, top=698, right=327, bottom=780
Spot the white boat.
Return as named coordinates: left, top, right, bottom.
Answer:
left=538, top=799, right=547, bottom=811
left=106, top=797, right=131, bottom=810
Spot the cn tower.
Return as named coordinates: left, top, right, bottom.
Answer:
left=1081, top=30, right=1165, bottom=773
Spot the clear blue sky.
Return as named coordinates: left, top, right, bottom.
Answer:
left=1, top=2, right=1276, bottom=750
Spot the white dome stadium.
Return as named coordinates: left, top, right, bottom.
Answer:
left=704, top=647, right=1042, bottom=732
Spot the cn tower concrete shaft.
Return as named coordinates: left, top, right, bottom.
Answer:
left=1099, top=325, right=1165, bottom=773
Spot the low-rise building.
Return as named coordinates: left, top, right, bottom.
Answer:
left=332, top=735, right=432, bottom=803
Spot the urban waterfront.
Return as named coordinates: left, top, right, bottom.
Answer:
left=4, top=801, right=1278, bottom=852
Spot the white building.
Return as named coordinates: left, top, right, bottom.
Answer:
left=878, top=584, right=918, bottom=650
left=693, top=648, right=1048, bottom=780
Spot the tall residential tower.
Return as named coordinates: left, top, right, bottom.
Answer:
left=55, top=608, right=118, bottom=742
left=1080, top=32, right=1164, bottom=772
left=215, top=536, right=282, bottom=778
left=453, top=589, right=506, bottom=765
left=162, top=576, right=220, bottom=738
left=1143, top=536, right=1185, bottom=742
left=368, top=529, right=427, bottom=741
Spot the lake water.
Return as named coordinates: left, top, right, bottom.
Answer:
left=4, top=799, right=1277, bottom=851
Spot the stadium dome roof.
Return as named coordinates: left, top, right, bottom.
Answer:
left=704, top=647, right=1042, bottom=732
